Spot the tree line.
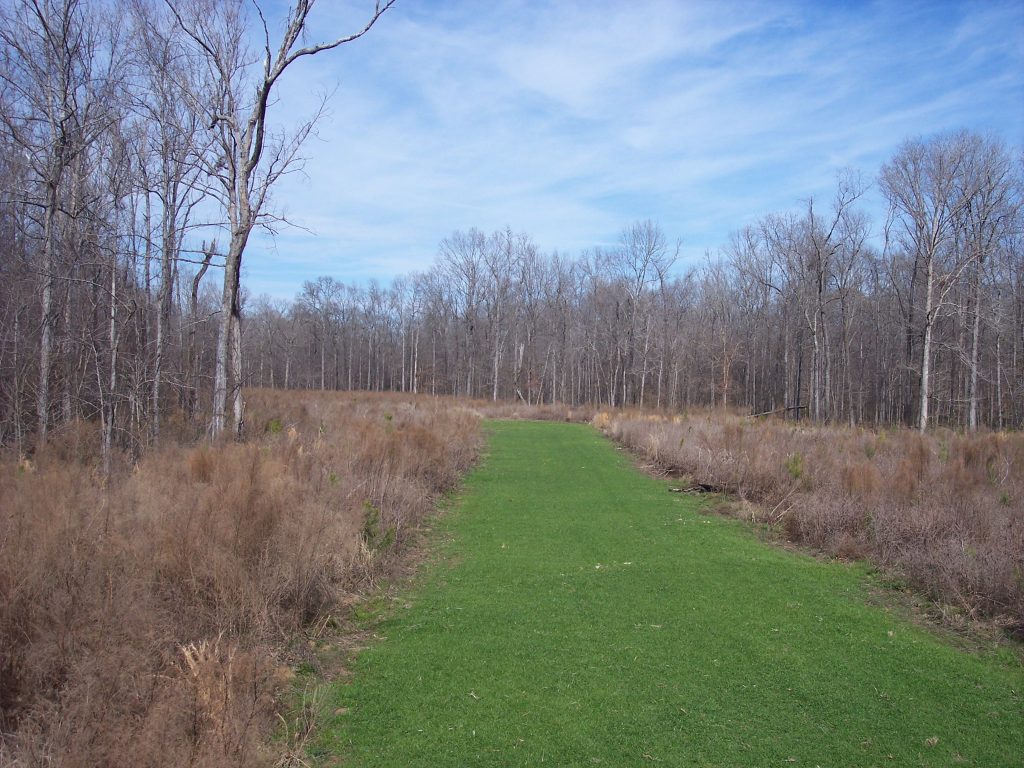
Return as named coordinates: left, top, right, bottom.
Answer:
left=246, top=141, right=1022, bottom=433
left=0, top=0, right=392, bottom=465
left=0, top=1, right=1020, bottom=463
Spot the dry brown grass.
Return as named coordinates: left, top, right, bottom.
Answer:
left=0, top=390, right=480, bottom=767
left=453, top=399, right=597, bottom=424
left=599, top=410, right=1024, bottom=633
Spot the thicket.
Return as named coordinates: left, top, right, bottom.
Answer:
left=0, top=390, right=480, bottom=766
left=599, top=410, right=1024, bottom=633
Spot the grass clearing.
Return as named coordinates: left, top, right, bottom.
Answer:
left=313, top=421, right=1023, bottom=766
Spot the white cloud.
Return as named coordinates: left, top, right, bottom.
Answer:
left=238, top=0, right=1024, bottom=299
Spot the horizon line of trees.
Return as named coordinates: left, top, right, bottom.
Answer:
left=5, top=124, right=1023, bottom=452
left=243, top=131, right=1023, bottom=432
left=0, top=3, right=1020, bottom=459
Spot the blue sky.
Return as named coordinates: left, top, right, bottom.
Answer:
left=242, top=0, right=1024, bottom=300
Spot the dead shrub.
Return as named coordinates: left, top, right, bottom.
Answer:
left=189, top=445, right=216, bottom=483
left=841, top=460, right=880, bottom=500
left=32, top=418, right=103, bottom=469
left=0, top=389, right=481, bottom=766
left=832, top=531, right=867, bottom=561
left=890, top=458, right=921, bottom=506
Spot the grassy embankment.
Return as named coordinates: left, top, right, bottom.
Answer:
left=315, top=420, right=1023, bottom=767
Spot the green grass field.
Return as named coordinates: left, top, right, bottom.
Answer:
left=313, top=421, right=1023, bottom=767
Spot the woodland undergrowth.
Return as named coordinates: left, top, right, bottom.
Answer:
left=0, top=390, right=480, bottom=767
left=599, top=410, right=1024, bottom=635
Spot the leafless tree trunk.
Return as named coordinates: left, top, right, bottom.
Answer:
left=165, top=0, right=395, bottom=437
left=188, top=240, right=215, bottom=419
left=0, top=0, right=106, bottom=445
left=881, top=132, right=991, bottom=431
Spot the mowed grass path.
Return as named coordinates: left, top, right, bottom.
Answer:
left=316, top=421, right=1023, bottom=766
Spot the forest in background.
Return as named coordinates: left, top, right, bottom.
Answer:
left=0, top=0, right=1022, bottom=465
left=245, top=160, right=1022, bottom=431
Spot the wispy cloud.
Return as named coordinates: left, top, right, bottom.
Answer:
left=241, top=0, right=1024, bottom=300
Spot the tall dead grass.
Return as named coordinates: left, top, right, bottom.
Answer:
left=0, top=390, right=480, bottom=767
left=453, top=399, right=597, bottom=424
left=600, top=410, right=1024, bottom=633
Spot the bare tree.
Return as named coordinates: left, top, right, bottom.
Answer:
left=797, top=174, right=867, bottom=422
left=297, top=275, right=342, bottom=390
left=164, top=0, right=395, bottom=437
left=186, top=239, right=217, bottom=417
left=882, top=132, right=995, bottom=431
left=483, top=229, right=519, bottom=402
left=956, top=136, right=1016, bottom=430
left=438, top=228, right=486, bottom=397
left=129, top=0, right=212, bottom=439
left=612, top=220, right=677, bottom=406
left=0, top=0, right=114, bottom=445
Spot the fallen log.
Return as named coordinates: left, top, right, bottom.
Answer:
left=747, top=405, right=808, bottom=419
left=669, top=482, right=726, bottom=494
